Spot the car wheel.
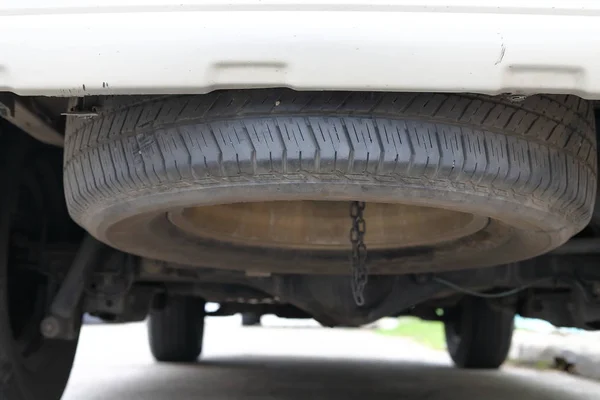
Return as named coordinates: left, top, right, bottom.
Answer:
left=0, top=130, right=80, bottom=400
left=444, top=297, right=514, bottom=369
left=64, top=91, right=596, bottom=274
left=148, top=295, right=205, bottom=362
left=241, top=312, right=262, bottom=327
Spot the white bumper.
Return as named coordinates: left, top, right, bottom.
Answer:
left=2, top=0, right=600, bottom=98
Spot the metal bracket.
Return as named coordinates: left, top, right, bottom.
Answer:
left=0, top=94, right=64, bottom=147
left=61, top=97, right=100, bottom=118
left=85, top=253, right=135, bottom=316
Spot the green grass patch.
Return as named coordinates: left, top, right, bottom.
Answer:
left=379, top=317, right=446, bottom=350
left=507, top=359, right=554, bottom=370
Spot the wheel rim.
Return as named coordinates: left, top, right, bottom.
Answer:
left=168, top=201, right=489, bottom=251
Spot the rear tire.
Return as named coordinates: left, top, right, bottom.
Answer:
left=0, top=128, right=80, bottom=400
left=444, top=297, right=514, bottom=369
left=148, top=295, right=205, bottom=362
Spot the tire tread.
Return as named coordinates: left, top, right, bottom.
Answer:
left=64, top=90, right=597, bottom=231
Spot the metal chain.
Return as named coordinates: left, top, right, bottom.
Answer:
left=350, top=201, right=368, bottom=306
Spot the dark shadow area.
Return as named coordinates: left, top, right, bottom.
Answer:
left=89, top=355, right=595, bottom=400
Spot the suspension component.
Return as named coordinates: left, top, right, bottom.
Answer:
left=41, top=235, right=105, bottom=339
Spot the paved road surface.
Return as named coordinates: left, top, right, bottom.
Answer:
left=63, top=317, right=600, bottom=400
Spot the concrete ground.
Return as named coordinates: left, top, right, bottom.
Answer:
left=63, top=317, right=600, bottom=400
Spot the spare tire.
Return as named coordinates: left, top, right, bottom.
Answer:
left=63, top=91, right=596, bottom=274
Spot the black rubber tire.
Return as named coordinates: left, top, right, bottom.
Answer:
left=0, top=128, right=79, bottom=400
left=444, top=297, right=514, bottom=369
left=64, top=90, right=597, bottom=273
left=241, top=312, right=262, bottom=327
left=148, top=296, right=205, bottom=362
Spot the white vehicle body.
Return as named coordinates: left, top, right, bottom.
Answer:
left=1, top=0, right=600, bottom=98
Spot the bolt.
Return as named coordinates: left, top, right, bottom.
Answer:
left=507, top=94, right=527, bottom=103
left=40, top=316, right=61, bottom=339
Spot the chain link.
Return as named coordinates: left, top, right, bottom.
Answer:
left=350, top=201, right=368, bottom=306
